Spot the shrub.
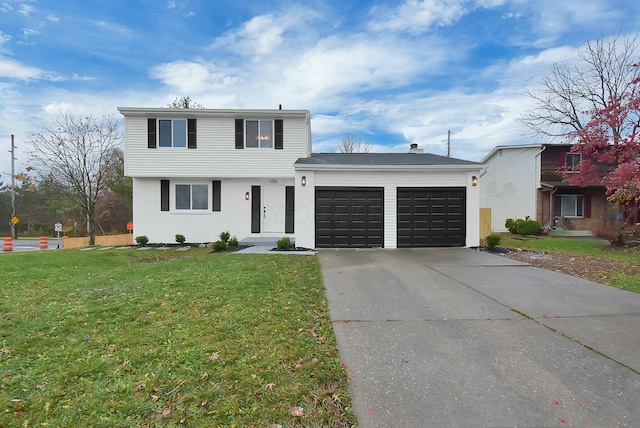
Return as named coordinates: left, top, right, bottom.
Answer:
left=517, top=219, right=542, bottom=236
left=485, top=234, right=502, bottom=248
left=505, top=218, right=518, bottom=234
left=175, top=234, right=186, bottom=245
left=219, top=231, right=231, bottom=243
left=592, top=224, right=631, bottom=247
left=276, top=236, right=291, bottom=250
left=228, top=236, right=238, bottom=247
left=212, top=240, right=227, bottom=252
left=135, top=235, right=148, bottom=246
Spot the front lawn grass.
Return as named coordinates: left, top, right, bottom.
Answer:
left=0, top=248, right=356, bottom=427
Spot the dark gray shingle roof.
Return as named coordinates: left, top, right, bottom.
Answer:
left=295, top=152, right=480, bottom=166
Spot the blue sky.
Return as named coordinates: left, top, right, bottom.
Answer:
left=1, top=0, right=639, bottom=177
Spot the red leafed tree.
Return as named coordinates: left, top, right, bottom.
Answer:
left=563, top=67, right=640, bottom=206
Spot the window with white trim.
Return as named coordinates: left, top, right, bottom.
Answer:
left=565, top=153, right=582, bottom=172
left=246, top=120, right=273, bottom=148
left=159, top=119, right=187, bottom=147
left=554, top=194, right=584, bottom=217
left=175, top=184, right=208, bottom=210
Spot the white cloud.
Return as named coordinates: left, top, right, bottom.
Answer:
left=211, top=14, right=286, bottom=56
left=149, top=60, right=241, bottom=95
left=0, top=56, right=41, bottom=79
left=47, top=14, right=59, bottom=22
left=17, top=3, right=34, bottom=16
left=368, top=0, right=469, bottom=34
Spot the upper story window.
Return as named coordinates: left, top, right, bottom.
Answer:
left=235, top=119, right=283, bottom=150
left=159, top=119, right=187, bottom=147
left=148, top=118, right=196, bottom=149
left=246, top=120, right=273, bottom=149
left=565, top=153, right=582, bottom=172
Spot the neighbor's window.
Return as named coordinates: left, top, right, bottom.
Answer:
left=246, top=120, right=273, bottom=148
left=555, top=194, right=584, bottom=217
left=565, top=153, right=582, bottom=172
left=175, top=184, right=208, bottom=210
left=159, top=119, right=187, bottom=147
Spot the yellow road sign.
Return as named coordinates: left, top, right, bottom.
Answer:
left=11, top=216, right=19, bottom=225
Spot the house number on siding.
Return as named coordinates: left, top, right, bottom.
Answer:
left=270, top=179, right=278, bottom=184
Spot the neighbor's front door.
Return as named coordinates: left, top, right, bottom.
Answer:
left=262, top=185, right=285, bottom=233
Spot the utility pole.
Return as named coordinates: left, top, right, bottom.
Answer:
left=10, top=135, right=16, bottom=239
left=447, top=130, right=451, bottom=157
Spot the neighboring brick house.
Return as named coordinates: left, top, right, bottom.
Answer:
left=480, top=144, right=624, bottom=233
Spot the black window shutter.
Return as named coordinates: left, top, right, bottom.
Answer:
left=285, top=186, right=294, bottom=233
left=188, top=118, right=197, bottom=149
left=275, top=119, right=283, bottom=150
left=212, top=180, right=221, bottom=212
left=251, top=186, right=261, bottom=233
left=161, top=180, right=169, bottom=211
left=148, top=118, right=157, bottom=148
left=235, top=119, right=244, bottom=149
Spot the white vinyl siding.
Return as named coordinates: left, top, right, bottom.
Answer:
left=479, top=147, right=540, bottom=232
left=123, top=113, right=309, bottom=178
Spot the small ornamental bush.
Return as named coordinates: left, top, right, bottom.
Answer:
left=485, top=234, right=502, bottom=249
left=517, top=219, right=542, bottom=236
left=505, top=218, right=541, bottom=236
left=276, top=236, right=291, bottom=250
left=219, top=230, right=231, bottom=243
left=175, top=234, right=186, bottom=245
left=228, top=236, right=239, bottom=247
left=212, top=240, right=227, bottom=252
left=135, top=235, right=149, bottom=246
left=505, top=218, right=518, bottom=234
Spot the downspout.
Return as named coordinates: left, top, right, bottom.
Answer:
left=550, top=187, right=558, bottom=227
left=536, top=145, right=547, bottom=223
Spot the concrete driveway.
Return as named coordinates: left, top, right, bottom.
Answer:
left=319, top=248, right=640, bottom=428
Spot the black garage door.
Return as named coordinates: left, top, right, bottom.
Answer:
left=397, top=187, right=466, bottom=247
left=315, top=187, right=384, bottom=248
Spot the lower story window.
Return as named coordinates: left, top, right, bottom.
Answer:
left=176, top=184, right=208, bottom=210
left=555, top=194, right=584, bottom=217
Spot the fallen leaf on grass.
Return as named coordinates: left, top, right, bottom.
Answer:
left=209, top=352, right=220, bottom=360
left=266, top=382, right=275, bottom=391
left=290, top=406, right=304, bottom=417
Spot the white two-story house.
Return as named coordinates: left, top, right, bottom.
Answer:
left=119, top=107, right=482, bottom=248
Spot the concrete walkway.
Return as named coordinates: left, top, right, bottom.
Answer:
left=318, top=248, right=640, bottom=428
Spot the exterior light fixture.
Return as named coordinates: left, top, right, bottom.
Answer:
left=301, top=176, right=307, bottom=186
left=245, top=192, right=250, bottom=200
left=471, top=176, right=478, bottom=186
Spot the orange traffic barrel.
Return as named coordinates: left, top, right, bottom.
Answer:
left=39, top=236, right=48, bottom=249
left=3, top=237, right=12, bottom=252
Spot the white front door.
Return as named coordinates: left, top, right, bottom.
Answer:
left=263, top=185, right=285, bottom=233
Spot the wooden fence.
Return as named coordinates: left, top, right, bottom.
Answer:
left=62, top=234, right=133, bottom=249
left=479, top=208, right=492, bottom=244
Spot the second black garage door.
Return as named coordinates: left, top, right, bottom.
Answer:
left=315, top=187, right=384, bottom=248
left=397, top=187, right=466, bottom=247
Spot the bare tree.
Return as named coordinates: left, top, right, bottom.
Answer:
left=168, top=96, right=204, bottom=109
left=26, top=113, right=122, bottom=245
left=522, top=32, right=640, bottom=141
left=335, top=135, right=373, bottom=153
